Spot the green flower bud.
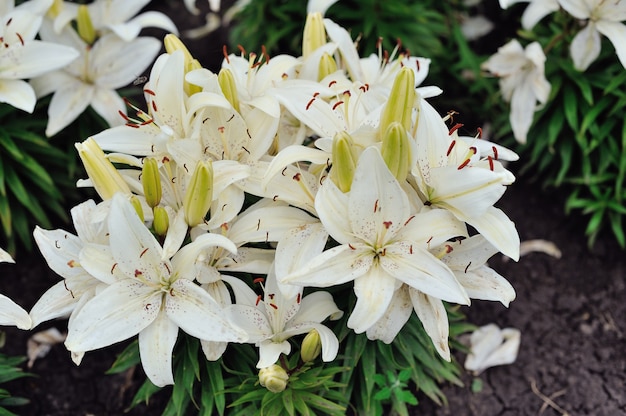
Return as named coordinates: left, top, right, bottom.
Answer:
left=76, top=138, right=131, bottom=200
left=130, top=196, right=144, bottom=222
left=318, top=52, right=337, bottom=81
left=330, top=131, right=358, bottom=193
left=48, top=0, right=63, bottom=18
left=302, top=12, right=326, bottom=59
left=259, top=364, right=289, bottom=393
left=300, top=329, right=322, bottom=363
left=77, top=5, right=96, bottom=45
left=153, top=206, right=169, bottom=236
left=380, top=67, right=416, bottom=134
left=183, top=160, right=214, bottom=227
left=381, top=122, right=411, bottom=181
left=164, top=34, right=202, bottom=95
left=218, top=68, right=240, bottom=113
left=141, top=158, right=162, bottom=208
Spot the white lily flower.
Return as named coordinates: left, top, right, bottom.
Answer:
left=31, top=23, right=160, bottom=137
left=282, top=147, right=470, bottom=335
left=559, top=0, right=626, bottom=71
left=412, top=98, right=521, bottom=260
left=0, top=250, right=32, bottom=330
left=65, top=194, right=247, bottom=387
left=481, top=39, right=550, bottom=144
left=30, top=200, right=108, bottom=328
left=441, top=235, right=516, bottom=307
left=227, top=266, right=342, bottom=369
left=51, top=0, right=178, bottom=41
left=465, top=323, right=521, bottom=374
left=498, top=0, right=559, bottom=30
left=0, top=6, right=78, bottom=112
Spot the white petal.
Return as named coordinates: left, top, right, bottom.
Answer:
left=380, top=247, right=469, bottom=304
left=0, top=79, right=36, bottom=112
left=409, top=290, right=450, bottom=361
left=521, top=0, right=559, bottom=30
left=290, top=291, right=343, bottom=325
left=349, top=147, right=409, bottom=242
left=465, top=206, right=520, bottom=261
left=324, top=18, right=364, bottom=81
left=558, top=0, right=591, bottom=20
left=200, top=340, right=227, bottom=361
left=257, top=339, right=290, bottom=368
left=398, top=208, right=468, bottom=248
left=109, top=11, right=178, bottom=42
left=166, top=279, right=247, bottom=342
left=33, top=227, right=82, bottom=278
left=0, top=294, right=31, bottom=330
left=108, top=194, right=166, bottom=283
left=348, top=266, right=397, bottom=333
left=365, top=286, right=412, bottom=343
left=455, top=265, right=516, bottom=307
left=65, top=280, right=161, bottom=352
left=171, top=232, right=237, bottom=279
left=46, top=83, right=93, bottom=136
left=596, top=20, right=626, bottom=70
left=138, top=310, right=178, bottom=387
left=315, top=174, right=352, bottom=244
left=90, top=88, right=125, bottom=128
left=228, top=304, right=272, bottom=341
left=282, top=244, right=372, bottom=287
left=570, top=23, right=601, bottom=71
left=29, top=277, right=98, bottom=328
left=0, top=41, right=78, bottom=79
left=465, top=324, right=521, bottom=374
left=0, top=248, right=13, bottom=263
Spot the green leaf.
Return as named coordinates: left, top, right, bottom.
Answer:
left=127, top=378, right=161, bottom=410
left=106, top=340, right=140, bottom=374
left=562, top=85, right=579, bottom=131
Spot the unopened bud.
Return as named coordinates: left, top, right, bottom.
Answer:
left=76, top=138, right=131, bottom=200
left=330, top=131, right=357, bottom=193
left=218, top=68, right=240, bottom=113
left=164, top=34, right=202, bottom=95
left=318, top=52, right=337, bottom=81
left=302, top=12, right=326, bottom=58
left=141, top=158, right=162, bottom=208
left=183, top=160, right=214, bottom=227
left=48, top=0, right=63, bottom=18
left=130, top=196, right=144, bottom=222
left=77, top=5, right=96, bottom=45
left=259, top=364, right=289, bottom=393
left=153, top=206, right=169, bottom=236
left=300, top=329, right=322, bottom=362
left=380, top=67, right=416, bottom=134
left=381, top=122, right=411, bottom=180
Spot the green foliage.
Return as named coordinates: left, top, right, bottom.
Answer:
left=494, top=15, right=626, bottom=248
left=0, top=351, right=31, bottom=415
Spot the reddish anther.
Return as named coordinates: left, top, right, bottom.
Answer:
left=446, top=140, right=456, bottom=157
left=223, top=45, right=230, bottom=63
left=111, top=263, right=118, bottom=274
left=464, top=261, right=472, bottom=273
left=269, top=303, right=278, bottom=310
left=404, top=215, right=415, bottom=226
left=448, top=123, right=464, bottom=136
left=255, top=295, right=262, bottom=306
left=488, top=156, right=494, bottom=171
left=297, top=293, right=301, bottom=304
left=143, top=89, right=156, bottom=96
left=16, top=32, right=24, bottom=46
left=457, top=159, right=471, bottom=170
left=139, top=248, right=149, bottom=258
left=332, top=101, right=344, bottom=110
left=477, top=127, right=483, bottom=138
left=292, top=172, right=301, bottom=181
left=383, top=221, right=393, bottom=229
left=253, top=277, right=265, bottom=284
left=151, top=100, right=158, bottom=112
left=492, top=146, right=499, bottom=160
left=306, top=97, right=316, bottom=110
left=134, top=269, right=143, bottom=277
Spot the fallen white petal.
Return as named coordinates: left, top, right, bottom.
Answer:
left=464, top=323, right=521, bottom=374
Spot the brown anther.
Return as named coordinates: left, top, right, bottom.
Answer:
left=143, top=89, right=156, bottom=96
left=332, top=101, right=344, bottom=110
left=111, top=263, right=118, bottom=274
left=223, top=45, right=230, bottom=63
left=292, top=172, right=301, bottom=181
left=492, top=145, right=499, bottom=160
left=306, top=97, right=316, bottom=110
left=134, top=269, right=143, bottom=277
left=139, top=248, right=149, bottom=258
left=67, top=260, right=77, bottom=268
left=383, top=221, right=393, bottom=229
left=446, top=140, right=456, bottom=157
left=403, top=215, right=415, bottom=226
left=464, top=262, right=472, bottom=273
left=448, top=123, right=464, bottom=136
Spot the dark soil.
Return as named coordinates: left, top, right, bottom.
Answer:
left=0, top=2, right=624, bottom=415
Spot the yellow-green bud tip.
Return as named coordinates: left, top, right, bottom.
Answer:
left=381, top=122, right=412, bottom=181
left=318, top=52, right=337, bottom=81
left=330, top=131, right=358, bottom=193
left=141, top=158, right=162, bottom=208
left=218, top=68, right=240, bottom=113
left=259, top=364, right=289, bottom=393
left=130, top=196, right=144, bottom=222
left=77, top=5, right=96, bottom=45
left=302, top=12, right=326, bottom=59
left=380, top=67, right=416, bottom=133
left=301, top=329, right=322, bottom=362
left=153, top=206, right=169, bottom=236
left=76, top=138, right=131, bottom=200
left=183, top=160, right=214, bottom=227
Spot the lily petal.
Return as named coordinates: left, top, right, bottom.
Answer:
left=409, top=289, right=451, bottom=361
left=348, top=266, right=397, bottom=333
left=365, top=285, right=412, bottom=343
left=138, top=310, right=178, bottom=387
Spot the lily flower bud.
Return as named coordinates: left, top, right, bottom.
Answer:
left=130, top=196, right=144, bottom=222
left=318, top=52, right=338, bottom=81
left=381, top=122, right=411, bottom=181
left=77, top=5, right=96, bottom=45
left=380, top=67, right=416, bottom=134
left=183, top=160, right=214, bottom=227
left=330, top=131, right=358, bottom=193
left=218, top=68, right=240, bottom=113
left=300, top=329, right=322, bottom=363
left=302, top=12, right=326, bottom=59
left=259, top=364, right=289, bottom=393
left=141, top=158, right=162, bottom=208
left=48, top=0, right=63, bottom=18
left=164, top=34, right=202, bottom=95
left=76, top=138, right=131, bottom=200
left=153, top=206, right=169, bottom=236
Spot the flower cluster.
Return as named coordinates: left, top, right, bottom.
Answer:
left=25, top=1, right=519, bottom=392
left=486, top=0, right=626, bottom=143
